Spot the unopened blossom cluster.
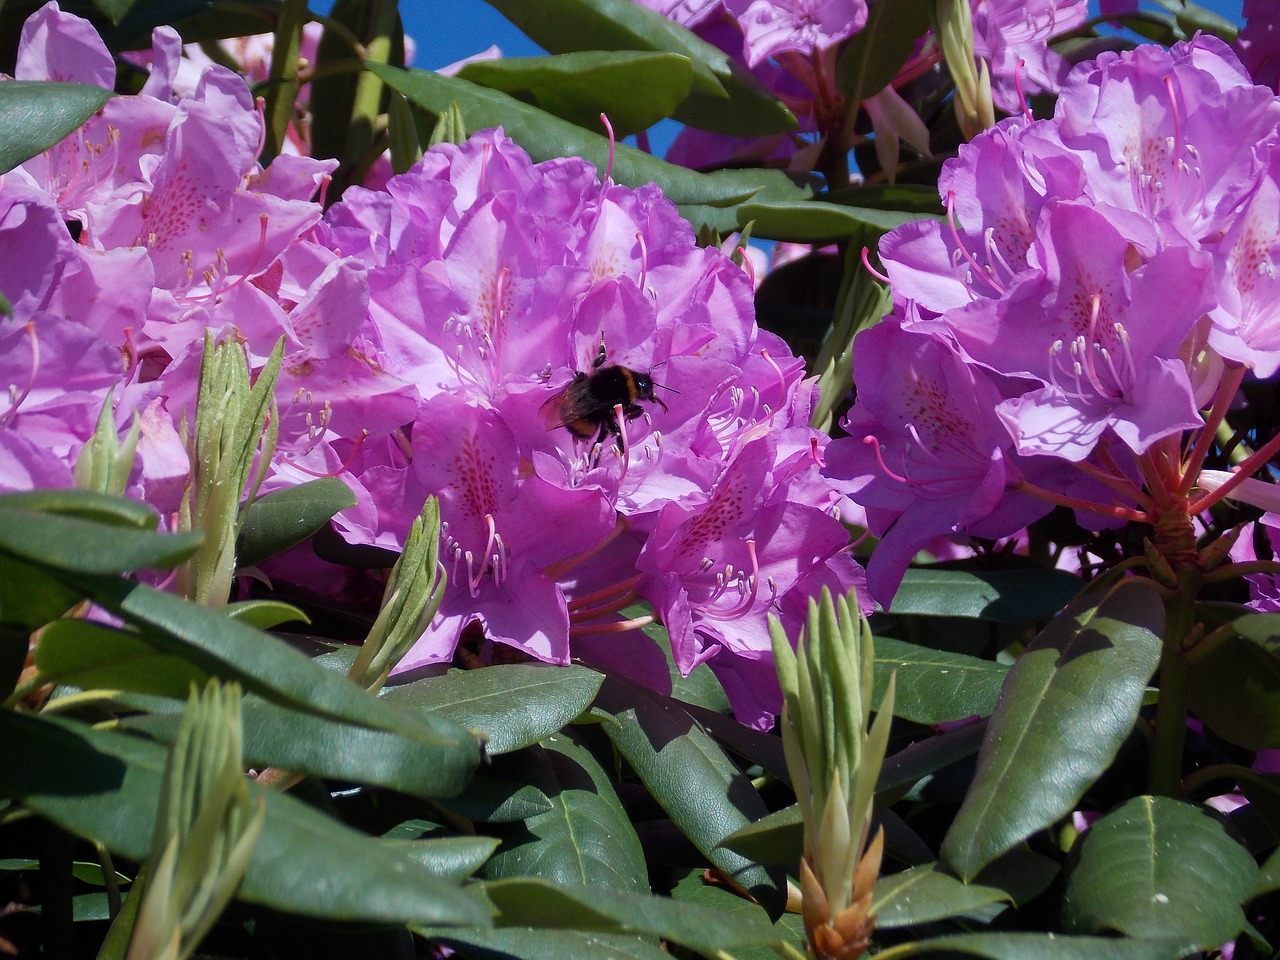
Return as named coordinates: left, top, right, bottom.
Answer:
left=0, top=2, right=862, bottom=726
left=823, top=34, right=1280, bottom=606
left=635, top=0, right=1086, bottom=173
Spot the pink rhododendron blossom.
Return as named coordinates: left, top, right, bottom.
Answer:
left=303, top=129, right=861, bottom=725
left=972, top=0, right=1087, bottom=113
left=827, top=34, right=1280, bottom=606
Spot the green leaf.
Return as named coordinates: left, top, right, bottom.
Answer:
left=236, top=478, right=357, bottom=568
left=594, top=676, right=785, bottom=915
left=34, top=620, right=209, bottom=697
left=717, top=805, right=801, bottom=865
left=124, top=692, right=479, bottom=800
left=1062, top=796, right=1255, bottom=949
left=1187, top=613, right=1280, bottom=750
left=444, top=771, right=556, bottom=824
left=0, top=81, right=112, bottom=174
left=874, top=636, right=1008, bottom=724
left=878, top=720, right=986, bottom=793
left=223, top=599, right=309, bottom=630
left=1251, top=844, right=1280, bottom=900
left=0, top=553, right=83, bottom=632
left=888, top=567, right=1084, bottom=622
left=738, top=199, right=939, bottom=243
left=74, top=577, right=474, bottom=754
left=425, top=928, right=670, bottom=960
left=366, top=63, right=814, bottom=222
left=483, top=736, right=647, bottom=892
left=385, top=834, right=500, bottom=881
left=0, top=490, right=158, bottom=528
left=0, top=507, right=202, bottom=574
left=478, top=877, right=778, bottom=954
left=873, top=862, right=1011, bottom=929
left=895, top=932, right=1197, bottom=959
left=667, top=867, right=804, bottom=960
left=382, top=664, right=603, bottom=755
left=824, top=181, right=946, bottom=215
left=941, top=580, right=1164, bottom=879
left=0, top=712, right=490, bottom=926
left=457, top=52, right=693, bottom=137
left=483, top=0, right=794, bottom=137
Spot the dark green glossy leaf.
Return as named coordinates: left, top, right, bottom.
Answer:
left=941, top=580, right=1164, bottom=879
left=1063, top=796, right=1255, bottom=948
left=594, top=676, right=785, bottom=915
left=386, top=835, right=500, bottom=882
left=34, top=620, right=209, bottom=698
left=383, top=664, right=603, bottom=755
left=479, top=877, right=778, bottom=953
left=444, top=773, right=556, bottom=824
left=896, top=932, right=1197, bottom=959
left=1251, top=845, right=1280, bottom=900
left=971, top=847, right=1060, bottom=908
left=424, top=928, right=669, bottom=960
left=483, top=736, right=646, bottom=892
left=878, top=721, right=986, bottom=793
left=236, top=477, right=357, bottom=568
left=483, top=0, right=794, bottom=136
left=124, top=692, right=479, bottom=799
left=681, top=699, right=788, bottom=781
left=835, top=0, right=934, bottom=108
left=1156, top=0, right=1238, bottom=40
left=874, top=862, right=1011, bottom=929
left=824, top=181, right=945, bottom=215
left=0, top=490, right=157, bottom=528
left=717, top=805, right=801, bottom=864
left=889, top=568, right=1084, bottom=622
left=874, top=636, right=1008, bottom=724
left=0, top=81, right=112, bottom=174
left=75, top=577, right=474, bottom=755
left=91, top=0, right=136, bottom=26
left=0, top=508, right=201, bottom=574
left=667, top=867, right=804, bottom=960
left=223, top=599, right=309, bottom=630
left=739, top=199, right=939, bottom=243
left=0, top=553, right=82, bottom=631
left=1187, top=613, right=1280, bottom=750
left=0, top=712, right=490, bottom=926
left=366, top=63, right=814, bottom=220
left=457, top=52, right=692, bottom=137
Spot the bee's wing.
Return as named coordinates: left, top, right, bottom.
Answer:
left=539, top=385, right=572, bottom=429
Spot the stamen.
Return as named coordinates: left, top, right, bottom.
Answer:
left=759, top=348, right=788, bottom=406
left=278, top=429, right=368, bottom=478
left=600, top=113, right=617, bottom=186
left=636, top=231, right=649, bottom=295
left=863, top=435, right=911, bottom=484
left=738, top=246, right=756, bottom=287
left=945, top=190, right=1006, bottom=296
left=809, top=436, right=825, bottom=468
left=0, top=323, right=39, bottom=427
left=861, top=247, right=891, bottom=284
left=1014, top=58, right=1032, bottom=123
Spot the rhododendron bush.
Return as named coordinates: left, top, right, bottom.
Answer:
left=3, top=0, right=1280, bottom=958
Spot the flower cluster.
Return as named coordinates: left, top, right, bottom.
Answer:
left=824, top=35, right=1280, bottom=605
left=2, top=1, right=862, bottom=727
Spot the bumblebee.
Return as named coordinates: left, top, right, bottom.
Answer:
left=541, top=338, right=669, bottom=451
